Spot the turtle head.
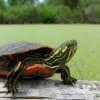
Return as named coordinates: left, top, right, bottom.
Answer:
left=46, top=40, right=77, bottom=66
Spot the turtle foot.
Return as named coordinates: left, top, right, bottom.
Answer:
left=63, top=77, right=77, bottom=85
left=4, top=81, right=18, bottom=94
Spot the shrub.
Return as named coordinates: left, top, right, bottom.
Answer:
left=94, top=5, right=100, bottom=18
left=2, top=5, right=41, bottom=24
left=0, top=4, right=100, bottom=24
left=81, top=0, right=93, bottom=6
left=63, top=0, right=80, bottom=10
left=36, top=5, right=57, bottom=23
left=0, top=10, right=4, bottom=23
left=71, top=7, right=84, bottom=23
left=55, top=6, right=73, bottom=23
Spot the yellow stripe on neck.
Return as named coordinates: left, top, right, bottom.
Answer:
left=62, top=47, right=67, bottom=53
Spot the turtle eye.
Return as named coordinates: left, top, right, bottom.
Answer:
left=68, top=44, right=73, bottom=47
left=66, top=40, right=77, bottom=46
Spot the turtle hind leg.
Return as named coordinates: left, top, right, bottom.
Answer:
left=56, top=65, right=77, bottom=85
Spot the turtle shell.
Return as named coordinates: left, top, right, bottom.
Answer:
left=0, top=42, right=53, bottom=67
left=0, top=42, right=56, bottom=78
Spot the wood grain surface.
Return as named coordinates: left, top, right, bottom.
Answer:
left=0, top=78, right=100, bottom=100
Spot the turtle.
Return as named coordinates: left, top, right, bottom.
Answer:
left=0, top=40, right=77, bottom=93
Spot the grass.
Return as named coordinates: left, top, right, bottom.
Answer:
left=0, top=24, right=100, bottom=80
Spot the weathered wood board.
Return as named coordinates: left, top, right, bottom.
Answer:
left=0, top=78, right=100, bottom=100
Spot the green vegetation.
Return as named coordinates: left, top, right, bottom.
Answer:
left=0, top=25, right=100, bottom=80
left=0, top=5, right=81, bottom=24
left=0, top=0, right=100, bottom=23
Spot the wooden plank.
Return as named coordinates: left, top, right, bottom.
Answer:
left=0, top=78, right=100, bottom=100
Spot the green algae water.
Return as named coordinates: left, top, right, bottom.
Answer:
left=0, top=25, right=100, bottom=80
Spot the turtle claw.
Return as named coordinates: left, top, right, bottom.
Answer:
left=71, top=77, right=77, bottom=84
left=63, top=77, right=77, bottom=85
left=4, top=81, right=18, bottom=94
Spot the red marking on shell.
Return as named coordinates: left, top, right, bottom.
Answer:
left=7, top=53, right=14, bottom=60
left=0, top=71, right=8, bottom=77
left=20, top=50, right=26, bottom=54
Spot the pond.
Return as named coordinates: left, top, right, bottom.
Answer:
left=0, top=25, right=100, bottom=80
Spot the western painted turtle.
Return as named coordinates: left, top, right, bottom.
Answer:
left=0, top=40, right=77, bottom=93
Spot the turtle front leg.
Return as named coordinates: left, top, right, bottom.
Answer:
left=5, top=61, right=24, bottom=93
left=56, top=65, right=77, bottom=85
left=4, top=71, right=18, bottom=93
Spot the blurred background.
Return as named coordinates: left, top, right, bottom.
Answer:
left=0, top=0, right=100, bottom=24
left=0, top=0, right=100, bottom=81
